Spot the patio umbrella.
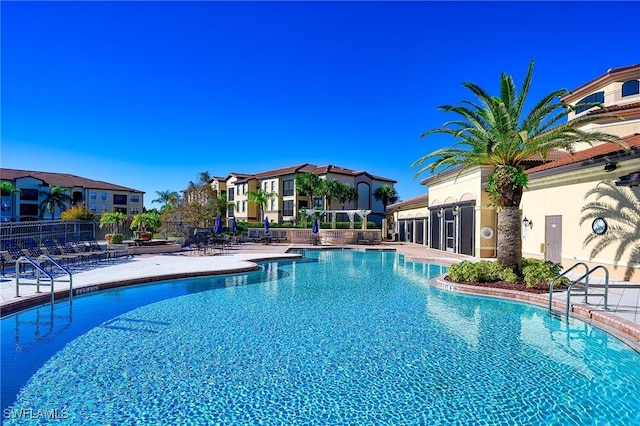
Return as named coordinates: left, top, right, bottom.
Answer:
left=230, top=217, right=237, bottom=234
left=214, top=214, right=224, bottom=235
left=264, top=216, right=270, bottom=234
left=312, top=217, right=319, bottom=234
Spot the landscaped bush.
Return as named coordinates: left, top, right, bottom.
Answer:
left=522, top=258, right=568, bottom=288
left=448, top=258, right=568, bottom=288
left=447, top=260, right=518, bottom=283
left=60, top=204, right=96, bottom=221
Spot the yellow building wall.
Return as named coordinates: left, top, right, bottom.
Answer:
left=428, top=166, right=497, bottom=258
left=522, top=164, right=640, bottom=281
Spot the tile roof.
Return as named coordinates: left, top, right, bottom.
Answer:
left=0, top=168, right=143, bottom=193
left=586, top=101, right=640, bottom=116
left=388, top=193, right=429, bottom=210
left=526, top=133, right=640, bottom=174
left=561, top=64, right=640, bottom=100
left=243, top=163, right=396, bottom=183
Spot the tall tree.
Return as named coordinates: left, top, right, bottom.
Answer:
left=247, top=188, right=276, bottom=222
left=1, top=182, right=20, bottom=197
left=295, top=172, right=321, bottom=208
left=152, top=190, right=180, bottom=212
left=317, top=178, right=340, bottom=210
left=39, top=186, right=72, bottom=219
left=335, top=182, right=358, bottom=209
left=412, top=59, right=625, bottom=272
left=373, top=185, right=400, bottom=215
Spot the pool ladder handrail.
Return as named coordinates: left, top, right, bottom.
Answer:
left=563, top=265, right=609, bottom=321
left=548, top=262, right=589, bottom=312
left=15, top=255, right=73, bottom=308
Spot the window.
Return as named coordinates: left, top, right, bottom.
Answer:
left=131, top=208, right=140, bottom=214
left=243, top=184, right=247, bottom=194
left=271, top=181, right=275, bottom=192
left=90, top=191, right=97, bottom=200
left=264, top=182, right=268, bottom=191
left=113, top=194, right=127, bottom=205
left=19, top=204, right=38, bottom=216
left=242, top=201, right=246, bottom=212
left=114, top=207, right=127, bottom=214
left=236, top=201, right=240, bottom=212
left=131, top=195, right=140, bottom=203
left=236, top=186, right=240, bottom=196
left=270, top=199, right=275, bottom=210
left=101, top=192, right=107, bottom=201
left=283, top=180, right=294, bottom=196
left=20, top=188, right=38, bottom=201
left=228, top=189, right=234, bottom=201
left=622, top=80, right=640, bottom=97
left=575, top=91, right=605, bottom=113
left=283, top=200, right=294, bottom=216
left=313, top=197, right=323, bottom=208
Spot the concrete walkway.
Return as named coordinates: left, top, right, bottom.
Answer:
left=1, top=242, right=639, bottom=348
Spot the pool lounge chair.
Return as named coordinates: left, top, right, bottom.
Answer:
left=1, top=240, right=27, bottom=275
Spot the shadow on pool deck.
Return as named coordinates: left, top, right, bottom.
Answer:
left=1, top=241, right=639, bottom=350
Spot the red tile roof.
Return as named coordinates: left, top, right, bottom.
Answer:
left=388, top=193, right=429, bottom=210
left=586, top=101, right=640, bottom=116
left=0, top=168, right=143, bottom=193
left=561, top=64, right=640, bottom=101
left=526, top=133, right=640, bottom=174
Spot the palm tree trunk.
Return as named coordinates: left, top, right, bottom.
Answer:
left=496, top=207, right=522, bottom=272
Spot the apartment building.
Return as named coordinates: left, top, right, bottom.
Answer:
left=0, top=168, right=144, bottom=221
left=211, top=164, right=396, bottom=226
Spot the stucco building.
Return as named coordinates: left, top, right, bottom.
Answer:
left=0, top=169, right=144, bottom=221
left=394, top=64, right=640, bottom=281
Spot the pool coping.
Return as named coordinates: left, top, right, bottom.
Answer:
left=0, top=254, right=301, bottom=317
left=434, top=276, right=640, bottom=353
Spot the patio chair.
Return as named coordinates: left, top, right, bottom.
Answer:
left=87, top=239, right=111, bottom=262
left=1, top=240, right=27, bottom=276
left=41, top=237, right=81, bottom=265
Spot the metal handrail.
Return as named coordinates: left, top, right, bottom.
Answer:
left=548, top=262, right=589, bottom=311
left=38, top=254, right=73, bottom=305
left=15, top=256, right=55, bottom=306
left=565, top=265, right=609, bottom=321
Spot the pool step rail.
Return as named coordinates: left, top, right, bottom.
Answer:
left=15, top=255, right=73, bottom=308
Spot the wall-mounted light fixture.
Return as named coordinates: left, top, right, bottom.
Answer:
left=436, top=208, right=443, bottom=218
left=523, top=217, right=533, bottom=230
left=452, top=206, right=459, bottom=216
left=604, top=162, right=618, bottom=172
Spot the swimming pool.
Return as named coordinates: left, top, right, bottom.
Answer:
left=2, top=250, right=640, bottom=424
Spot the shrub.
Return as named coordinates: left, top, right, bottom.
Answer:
left=522, top=258, right=568, bottom=288
left=61, top=204, right=95, bottom=221
left=448, top=260, right=518, bottom=283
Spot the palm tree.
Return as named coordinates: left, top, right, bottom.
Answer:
left=1, top=182, right=20, bottom=197
left=247, top=188, right=276, bottom=222
left=317, top=178, right=340, bottom=210
left=39, top=186, right=72, bottom=219
left=295, top=172, right=321, bottom=208
left=373, top=185, right=400, bottom=215
left=335, top=182, right=358, bottom=209
left=152, top=190, right=180, bottom=212
left=213, top=193, right=231, bottom=217
left=412, top=59, right=625, bottom=272
left=579, top=180, right=640, bottom=281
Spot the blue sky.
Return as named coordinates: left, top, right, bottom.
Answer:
left=2, top=1, right=639, bottom=209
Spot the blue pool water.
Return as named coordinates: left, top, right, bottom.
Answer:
left=2, top=250, right=640, bottom=425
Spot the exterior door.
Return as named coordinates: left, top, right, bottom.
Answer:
left=445, top=219, right=455, bottom=252
left=545, top=215, right=562, bottom=263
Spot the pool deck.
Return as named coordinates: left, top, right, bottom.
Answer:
left=1, top=242, right=639, bottom=350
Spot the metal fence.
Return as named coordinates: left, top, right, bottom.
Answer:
left=0, top=220, right=99, bottom=250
